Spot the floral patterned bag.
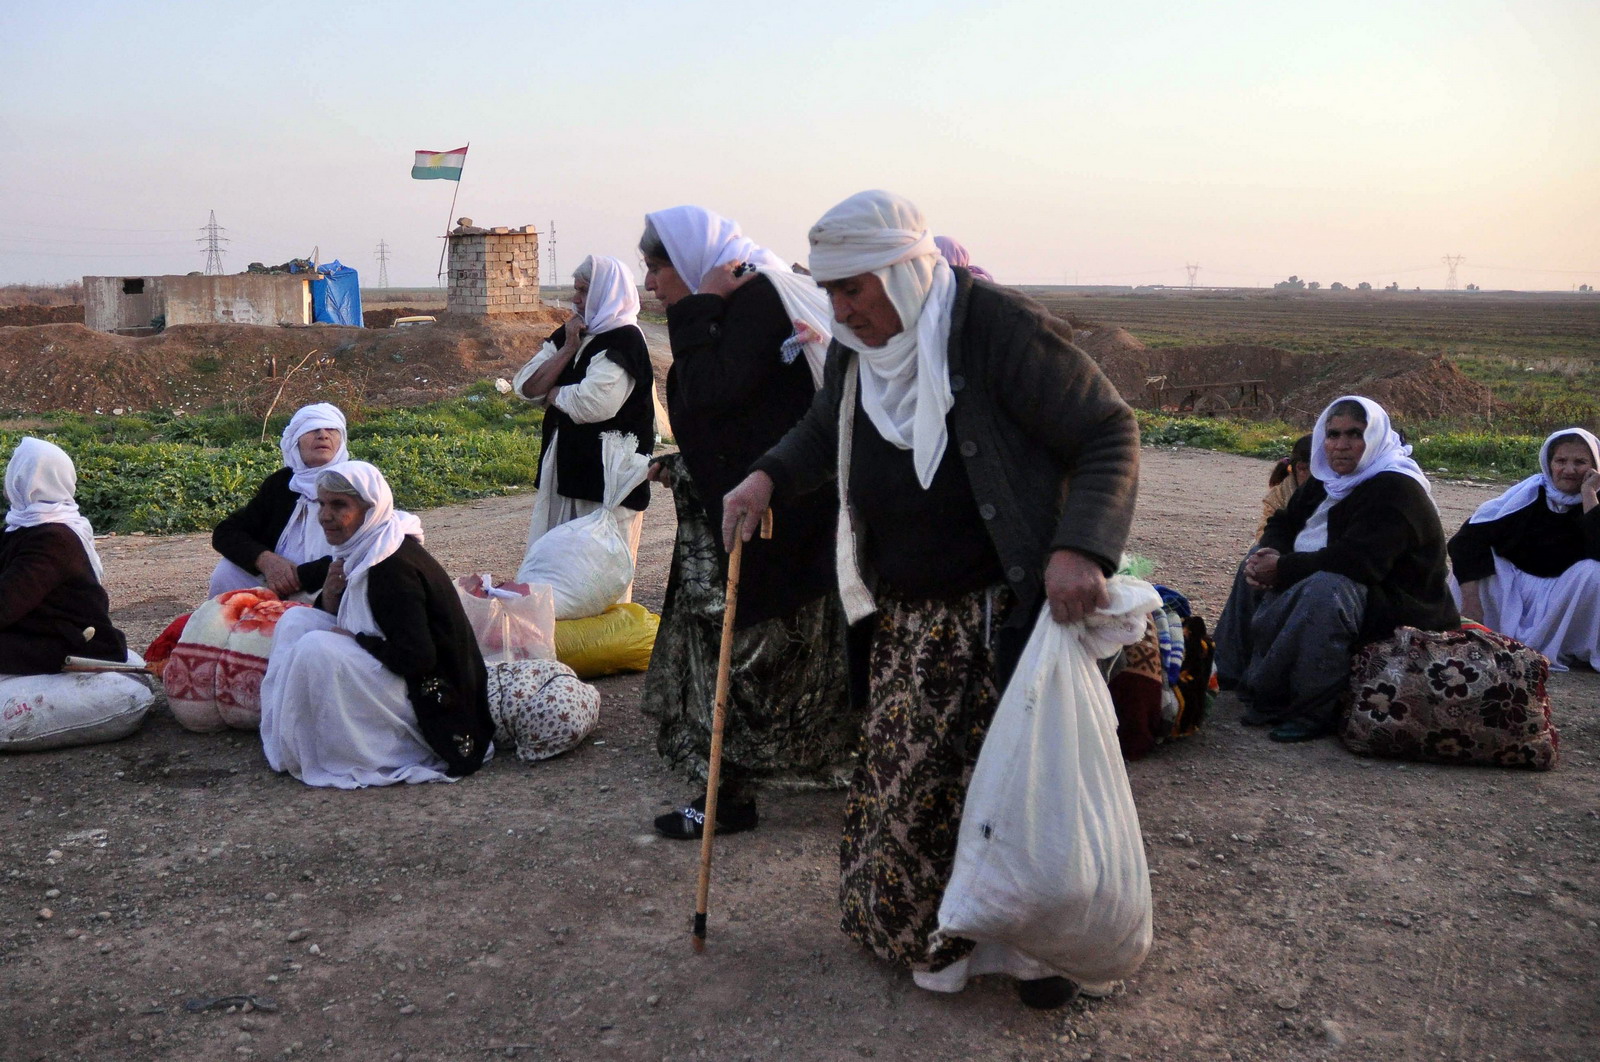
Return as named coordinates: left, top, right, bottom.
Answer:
left=1343, top=625, right=1558, bottom=770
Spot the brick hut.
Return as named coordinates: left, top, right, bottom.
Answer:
left=446, top=219, right=541, bottom=316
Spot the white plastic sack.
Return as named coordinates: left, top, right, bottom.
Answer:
left=934, top=576, right=1161, bottom=985
left=517, top=432, right=649, bottom=620
left=454, top=575, right=557, bottom=664
left=0, top=670, right=155, bottom=752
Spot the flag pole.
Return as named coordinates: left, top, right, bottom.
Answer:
left=435, top=141, right=470, bottom=283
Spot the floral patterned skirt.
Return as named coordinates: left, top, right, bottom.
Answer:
left=639, top=454, right=858, bottom=790
left=839, top=584, right=1013, bottom=972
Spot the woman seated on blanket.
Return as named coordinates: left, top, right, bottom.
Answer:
left=259, top=462, right=495, bottom=788
left=1449, top=428, right=1600, bottom=671
left=1214, top=396, right=1458, bottom=743
left=2, top=437, right=129, bottom=674
left=512, top=254, right=653, bottom=588
left=209, top=402, right=346, bottom=599
left=1255, top=434, right=1313, bottom=541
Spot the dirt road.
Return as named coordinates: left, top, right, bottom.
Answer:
left=4, top=446, right=1596, bottom=1061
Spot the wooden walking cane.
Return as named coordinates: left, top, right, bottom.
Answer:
left=692, top=507, right=773, bottom=953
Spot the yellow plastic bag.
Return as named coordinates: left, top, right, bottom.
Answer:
left=554, top=603, right=660, bottom=679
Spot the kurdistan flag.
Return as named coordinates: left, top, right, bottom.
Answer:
left=411, top=146, right=467, bottom=181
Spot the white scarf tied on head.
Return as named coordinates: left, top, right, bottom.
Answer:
left=808, top=189, right=957, bottom=489
left=4, top=436, right=105, bottom=582
left=1468, top=427, right=1600, bottom=524
left=277, top=403, right=349, bottom=563
left=579, top=255, right=640, bottom=335
left=645, top=205, right=833, bottom=387
left=1309, top=395, right=1433, bottom=503
left=322, top=461, right=424, bottom=638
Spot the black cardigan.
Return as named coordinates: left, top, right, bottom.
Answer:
left=319, top=537, right=495, bottom=776
left=0, top=524, right=127, bottom=674
left=665, top=273, right=838, bottom=627
left=1261, top=472, right=1459, bottom=642
left=1447, top=487, right=1600, bottom=583
left=537, top=323, right=654, bottom=511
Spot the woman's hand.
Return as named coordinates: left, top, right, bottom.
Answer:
left=1582, top=469, right=1600, bottom=512
left=646, top=459, right=676, bottom=489
left=255, top=551, right=301, bottom=597
left=722, top=471, right=774, bottom=551
left=560, top=314, right=587, bottom=351
left=1244, top=548, right=1280, bottom=590
left=1044, top=549, right=1110, bottom=626
left=699, top=262, right=756, bottom=299
left=1458, top=579, right=1484, bottom=623
left=321, top=558, right=347, bottom=614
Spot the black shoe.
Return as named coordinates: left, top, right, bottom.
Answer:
left=1017, top=976, right=1080, bottom=1010
left=653, top=795, right=759, bottom=840
left=1269, top=718, right=1333, bottom=743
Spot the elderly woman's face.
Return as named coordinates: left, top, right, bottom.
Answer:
left=1549, top=440, right=1595, bottom=493
left=297, top=428, right=342, bottom=469
left=317, top=488, right=369, bottom=546
left=820, top=272, right=903, bottom=348
left=571, top=276, right=590, bottom=318
left=643, top=256, right=690, bottom=308
left=1323, top=415, right=1368, bottom=476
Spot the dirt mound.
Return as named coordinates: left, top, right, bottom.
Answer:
left=0, top=303, right=83, bottom=327
left=363, top=305, right=442, bottom=329
left=0, top=310, right=569, bottom=415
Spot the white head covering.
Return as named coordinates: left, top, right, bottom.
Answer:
left=1468, top=427, right=1600, bottom=524
left=808, top=190, right=957, bottom=489
left=276, top=403, right=349, bottom=563
left=644, top=206, right=833, bottom=387
left=4, top=436, right=105, bottom=581
left=321, top=461, right=424, bottom=637
left=1310, top=395, right=1432, bottom=503
left=578, top=255, right=640, bottom=335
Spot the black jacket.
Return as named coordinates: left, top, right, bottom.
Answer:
left=1447, top=488, right=1600, bottom=583
left=0, top=524, right=127, bottom=674
left=319, top=537, right=495, bottom=776
left=666, top=273, right=837, bottom=627
left=537, top=323, right=654, bottom=511
left=1262, top=472, right=1459, bottom=642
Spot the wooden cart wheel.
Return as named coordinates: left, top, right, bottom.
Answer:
left=1192, top=394, right=1232, bottom=417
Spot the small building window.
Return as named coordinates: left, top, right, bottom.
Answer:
left=122, top=279, right=145, bottom=295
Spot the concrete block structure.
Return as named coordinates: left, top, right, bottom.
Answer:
left=84, top=274, right=312, bottom=333
left=446, top=223, right=541, bottom=316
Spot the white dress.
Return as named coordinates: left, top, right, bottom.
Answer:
left=1460, top=556, right=1600, bottom=672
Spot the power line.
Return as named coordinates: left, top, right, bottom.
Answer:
left=197, top=210, right=229, bottom=276
left=375, top=239, right=391, bottom=288
left=1185, top=262, right=1200, bottom=289
left=1442, top=254, right=1466, bottom=290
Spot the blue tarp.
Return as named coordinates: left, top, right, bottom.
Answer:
left=311, top=260, right=363, bottom=327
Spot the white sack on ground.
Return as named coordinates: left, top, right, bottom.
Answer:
left=0, top=671, right=155, bottom=752
left=934, top=576, right=1161, bottom=985
left=516, top=432, right=649, bottom=620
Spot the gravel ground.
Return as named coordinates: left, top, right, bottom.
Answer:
left=3, top=446, right=1597, bottom=1062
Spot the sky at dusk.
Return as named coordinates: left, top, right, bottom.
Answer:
left=3, top=0, right=1596, bottom=291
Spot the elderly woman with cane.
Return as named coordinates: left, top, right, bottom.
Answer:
left=720, top=190, right=1140, bottom=1009
left=637, top=205, right=855, bottom=840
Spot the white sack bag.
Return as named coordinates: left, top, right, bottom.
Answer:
left=934, top=576, right=1161, bottom=984
left=516, top=432, right=649, bottom=620
left=0, top=670, right=155, bottom=752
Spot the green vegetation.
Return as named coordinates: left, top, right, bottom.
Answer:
left=0, top=382, right=544, bottom=534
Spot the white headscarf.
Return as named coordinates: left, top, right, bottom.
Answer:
left=1468, top=427, right=1600, bottom=524
left=644, top=205, right=833, bottom=387
left=1310, top=395, right=1432, bottom=503
left=4, top=436, right=104, bottom=581
left=321, top=461, right=424, bottom=637
left=808, top=190, right=957, bottom=489
left=276, top=403, right=349, bottom=563
left=578, top=255, right=640, bottom=335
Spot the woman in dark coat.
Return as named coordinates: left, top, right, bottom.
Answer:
left=637, top=204, right=855, bottom=839
left=1215, top=395, right=1458, bottom=742
left=1, top=437, right=128, bottom=674
left=259, top=461, right=493, bottom=788
left=209, top=402, right=347, bottom=599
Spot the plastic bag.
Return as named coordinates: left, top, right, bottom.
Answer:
left=934, top=576, right=1161, bottom=984
left=454, top=575, right=557, bottom=664
left=554, top=603, right=659, bottom=679
left=1, top=671, right=155, bottom=752
left=517, top=431, right=649, bottom=620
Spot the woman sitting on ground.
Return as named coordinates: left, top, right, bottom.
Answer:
left=209, top=402, right=346, bottom=599
left=259, top=462, right=495, bottom=788
left=1449, top=428, right=1600, bottom=670
left=512, top=255, right=654, bottom=587
left=1214, top=396, right=1458, bottom=743
left=2, top=437, right=128, bottom=674
left=1255, top=434, right=1314, bottom=540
